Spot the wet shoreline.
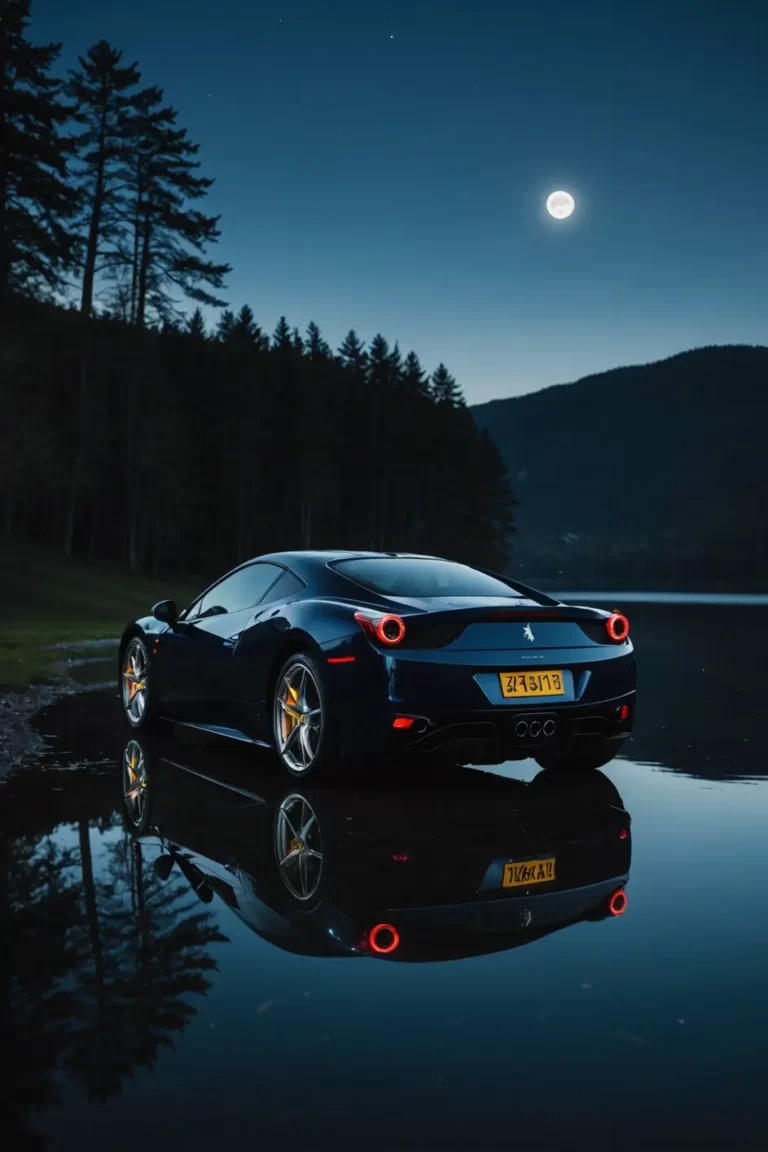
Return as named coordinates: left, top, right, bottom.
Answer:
left=0, top=641, right=117, bottom=779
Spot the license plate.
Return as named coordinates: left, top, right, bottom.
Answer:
left=499, top=670, right=565, bottom=698
left=503, top=858, right=556, bottom=887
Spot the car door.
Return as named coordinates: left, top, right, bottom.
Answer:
left=172, top=563, right=285, bottom=726
left=226, top=567, right=307, bottom=736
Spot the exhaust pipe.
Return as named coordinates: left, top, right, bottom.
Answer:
left=515, top=720, right=529, bottom=738
left=413, top=718, right=428, bottom=735
left=543, top=719, right=556, bottom=737
left=529, top=720, right=541, bottom=738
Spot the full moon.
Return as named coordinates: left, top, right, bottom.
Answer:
left=546, top=190, right=575, bottom=219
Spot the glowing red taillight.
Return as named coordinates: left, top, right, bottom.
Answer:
left=354, top=610, right=406, bottom=645
left=606, top=612, right=630, bottom=642
left=609, top=889, right=628, bottom=916
left=369, top=923, right=400, bottom=954
left=392, top=716, right=415, bottom=729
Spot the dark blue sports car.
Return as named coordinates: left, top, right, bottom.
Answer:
left=119, top=551, right=636, bottom=778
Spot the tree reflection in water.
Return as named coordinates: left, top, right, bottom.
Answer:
left=1, top=808, right=228, bottom=1145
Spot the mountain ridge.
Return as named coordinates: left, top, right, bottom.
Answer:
left=470, top=344, right=768, bottom=585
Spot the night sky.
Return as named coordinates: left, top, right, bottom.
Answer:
left=33, top=0, right=768, bottom=402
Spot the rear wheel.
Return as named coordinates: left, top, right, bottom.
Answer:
left=121, top=636, right=158, bottom=729
left=273, top=791, right=325, bottom=907
left=272, top=653, right=338, bottom=779
left=534, top=737, right=621, bottom=772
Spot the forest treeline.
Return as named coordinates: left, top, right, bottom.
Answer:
left=1, top=1, right=515, bottom=580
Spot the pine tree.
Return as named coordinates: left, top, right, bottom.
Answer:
left=306, top=321, right=330, bottom=359
left=116, top=90, right=230, bottom=326
left=430, top=362, right=465, bottom=407
left=272, top=315, right=292, bottom=351
left=402, top=350, right=430, bottom=399
left=338, top=329, right=367, bottom=371
left=365, top=334, right=404, bottom=547
left=216, top=304, right=266, bottom=348
left=67, top=41, right=145, bottom=317
left=0, top=0, right=78, bottom=307
left=232, top=304, right=267, bottom=348
left=216, top=309, right=236, bottom=340
left=186, top=307, right=206, bottom=338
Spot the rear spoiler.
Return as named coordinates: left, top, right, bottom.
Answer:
left=403, top=603, right=606, bottom=627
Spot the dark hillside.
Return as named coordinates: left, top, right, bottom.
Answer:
left=472, top=346, right=768, bottom=587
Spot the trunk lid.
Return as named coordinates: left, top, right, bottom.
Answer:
left=385, top=598, right=611, bottom=650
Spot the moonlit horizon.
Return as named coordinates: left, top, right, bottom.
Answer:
left=546, top=190, right=576, bottom=219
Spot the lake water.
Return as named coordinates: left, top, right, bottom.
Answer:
left=2, top=605, right=767, bottom=1151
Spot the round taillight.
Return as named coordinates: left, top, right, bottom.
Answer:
left=609, top=889, right=628, bottom=917
left=606, top=612, right=630, bottom=642
left=369, top=923, right=400, bottom=954
left=375, top=614, right=406, bottom=645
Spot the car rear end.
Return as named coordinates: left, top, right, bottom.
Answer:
left=323, top=597, right=636, bottom=764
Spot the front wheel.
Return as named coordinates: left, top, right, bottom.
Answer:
left=272, top=653, right=338, bottom=779
left=120, top=636, right=158, bottom=729
left=535, top=737, right=622, bottom=773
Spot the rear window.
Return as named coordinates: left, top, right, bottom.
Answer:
left=332, top=558, right=521, bottom=599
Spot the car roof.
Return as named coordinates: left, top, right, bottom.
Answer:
left=259, top=550, right=439, bottom=561
left=253, top=549, right=441, bottom=577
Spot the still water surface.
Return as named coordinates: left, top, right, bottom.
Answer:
left=2, top=606, right=767, bottom=1151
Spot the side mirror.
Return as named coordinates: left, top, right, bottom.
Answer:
left=152, top=599, right=178, bottom=624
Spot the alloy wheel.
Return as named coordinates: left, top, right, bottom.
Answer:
left=122, top=638, right=149, bottom=725
left=274, top=661, right=323, bottom=773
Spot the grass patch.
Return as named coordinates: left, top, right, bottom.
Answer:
left=0, top=545, right=204, bottom=689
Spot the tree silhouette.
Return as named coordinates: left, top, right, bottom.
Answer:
left=366, top=334, right=402, bottom=547
left=272, top=314, right=293, bottom=351
left=306, top=320, right=330, bottom=359
left=402, top=349, right=430, bottom=400
left=338, top=328, right=368, bottom=372
left=0, top=0, right=78, bottom=309
left=113, top=88, right=229, bottom=326
left=62, top=826, right=228, bottom=1101
left=430, top=362, right=465, bottom=407
left=186, top=306, right=207, bottom=339
left=1, top=831, right=86, bottom=1148
left=67, top=40, right=145, bottom=317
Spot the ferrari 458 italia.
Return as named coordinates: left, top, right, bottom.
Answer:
left=119, top=551, right=636, bottom=778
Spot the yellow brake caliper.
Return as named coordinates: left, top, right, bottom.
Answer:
left=125, top=662, right=145, bottom=701
left=283, top=683, right=300, bottom=740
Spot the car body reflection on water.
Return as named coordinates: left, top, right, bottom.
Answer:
left=121, top=732, right=632, bottom=963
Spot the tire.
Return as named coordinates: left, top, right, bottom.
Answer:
left=271, top=652, right=339, bottom=779
left=534, top=737, right=621, bottom=773
left=120, top=635, right=159, bottom=729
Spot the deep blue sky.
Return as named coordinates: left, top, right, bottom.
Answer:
left=33, top=0, right=768, bottom=401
